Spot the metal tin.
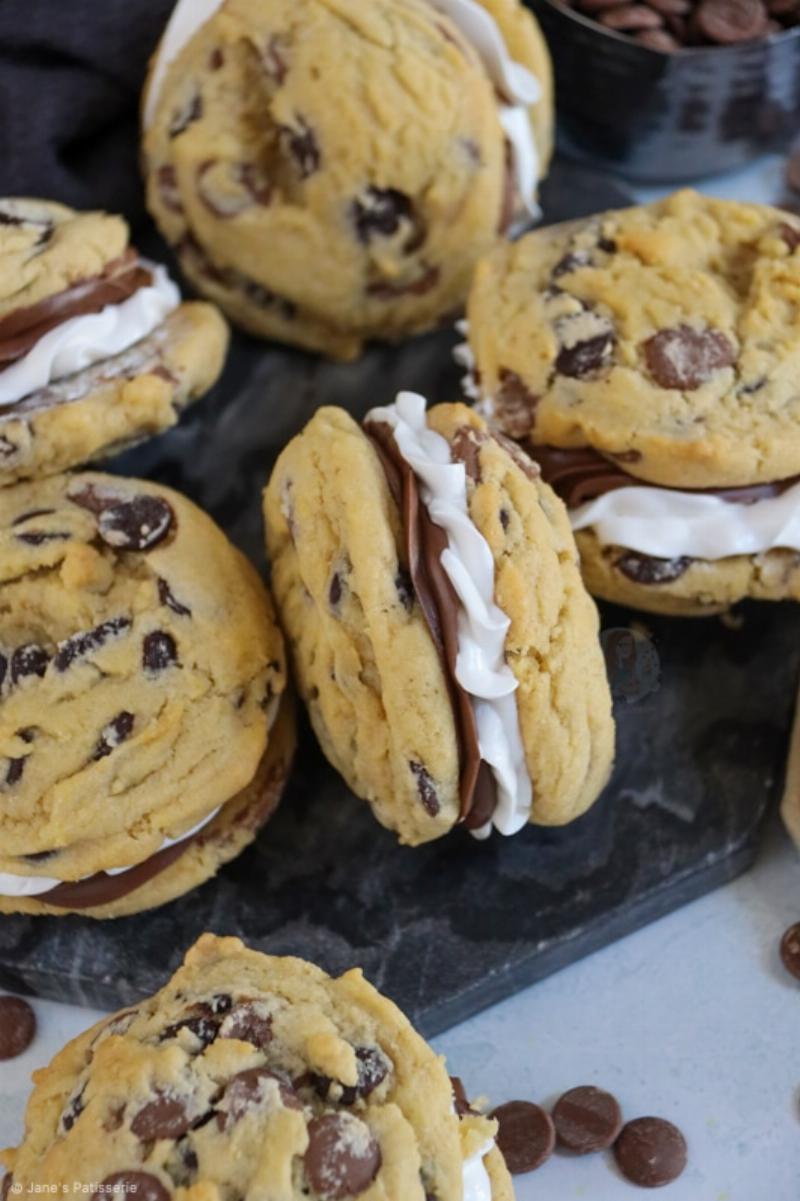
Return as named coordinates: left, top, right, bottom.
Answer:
left=530, top=0, right=800, bottom=182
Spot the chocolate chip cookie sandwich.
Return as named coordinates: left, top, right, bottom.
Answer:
left=264, top=394, right=614, bottom=845
left=466, top=189, right=800, bottom=615
left=142, top=0, right=553, bottom=360
left=1, top=933, right=513, bottom=1201
left=0, top=473, right=292, bottom=918
left=0, top=198, right=228, bottom=485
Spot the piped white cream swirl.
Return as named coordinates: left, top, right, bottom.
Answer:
left=143, top=0, right=542, bottom=214
left=0, top=264, right=180, bottom=408
left=367, top=391, right=531, bottom=838
left=463, top=1140, right=496, bottom=1201
left=571, top=482, right=800, bottom=559
left=0, top=806, right=220, bottom=898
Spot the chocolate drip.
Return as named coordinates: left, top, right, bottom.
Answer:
left=364, top=421, right=497, bottom=830
left=0, top=249, right=154, bottom=368
left=533, top=444, right=800, bottom=509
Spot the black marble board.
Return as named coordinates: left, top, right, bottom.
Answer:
left=0, top=161, right=796, bottom=1037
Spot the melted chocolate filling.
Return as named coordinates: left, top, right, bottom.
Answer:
left=364, top=421, right=497, bottom=830
left=0, top=249, right=154, bottom=368
left=533, top=444, right=800, bottom=509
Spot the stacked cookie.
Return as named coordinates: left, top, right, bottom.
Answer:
left=142, top=0, right=554, bottom=359
left=264, top=394, right=614, bottom=844
left=0, top=473, right=291, bottom=918
left=466, top=189, right=800, bottom=615
left=1, top=933, right=514, bottom=1201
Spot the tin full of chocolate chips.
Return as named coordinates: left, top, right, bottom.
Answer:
left=529, top=0, right=800, bottom=181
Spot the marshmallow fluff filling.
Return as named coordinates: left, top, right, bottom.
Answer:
left=463, top=1140, right=496, bottom=1201
left=144, top=0, right=542, bottom=214
left=0, top=263, right=181, bottom=407
left=366, top=392, right=531, bottom=838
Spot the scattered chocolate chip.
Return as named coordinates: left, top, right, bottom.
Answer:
left=643, top=325, right=736, bottom=390
left=614, top=1117, right=688, bottom=1187
left=552, top=1086, right=623, bottom=1153
left=15, top=530, right=70, bottom=546
left=61, top=1086, right=86, bottom=1132
left=169, top=90, right=203, bottom=138
left=132, top=1096, right=191, bottom=1141
left=10, top=644, right=49, bottom=684
left=0, top=996, right=36, bottom=1059
left=159, top=1005, right=220, bottom=1048
left=329, top=573, right=344, bottom=609
left=220, top=1002, right=273, bottom=1048
left=279, top=117, right=320, bottom=178
left=17, top=728, right=35, bottom=743
left=208, top=47, right=224, bottom=70
left=556, top=331, right=615, bottom=379
left=93, top=712, right=135, bottom=761
left=352, top=187, right=415, bottom=244
left=0, top=436, right=18, bottom=461
left=158, top=578, right=192, bottom=617
left=410, top=760, right=440, bottom=816
left=494, top=369, right=540, bottom=439
left=395, top=569, right=414, bottom=612
left=55, top=617, right=131, bottom=672
left=492, top=1100, right=556, bottom=1175
left=450, top=1077, right=477, bottom=1117
left=779, top=921, right=800, bottom=980
left=500, top=508, right=510, bottom=531
left=208, top=993, right=233, bottom=1014
left=219, top=1067, right=301, bottom=1129
left=304, top=1113, right=382, bottom=1200
left=101, top=1174, right=170, bottom=1201
left=313, top=1046, right=390, bottom=1105
left=616, top=550, right=693, bottom=585
left=157, top=165, right=183, bottom=215
left=552, top=250, right=593, bottom=278
left=5, top=757, right=26, bottom=786
left=779, top=221, right=800, bottom=251
left=143, top=631, right=179, bottom=673
left=97, top=496, right=174, bottom=551
left=1, top=1175, right=12, bottom=1201
left=450, top=426, right=487, bottom=483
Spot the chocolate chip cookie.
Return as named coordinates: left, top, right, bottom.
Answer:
left=142, top=0, right=553, bottom=360
left=0, top=197, right=228, bottom=484
left=0, top=472, right=291, bottom=918
left=468, top=189, right=800, bottom=488
left=1, top=933, right=514, bottom=1201
left=264, top=396, right=614, bottom=846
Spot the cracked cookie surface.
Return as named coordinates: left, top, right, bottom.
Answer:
left=143, top=0, right=552, bottom=360
left=468, top=189, right=800, bottom=488
left=0, top=471, right=288, bottom=911
left=1, top=933, right=512, bottom=1201
left=264, top=403, right=613, bottom=844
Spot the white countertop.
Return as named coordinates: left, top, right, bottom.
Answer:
left=2, top=157, right=798, bottom=1198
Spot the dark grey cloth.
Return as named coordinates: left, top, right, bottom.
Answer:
left=0, top=1, right=175, bottom=230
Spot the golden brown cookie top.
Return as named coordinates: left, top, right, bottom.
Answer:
left=468, top=189, right=800, bottom=488
left=3, top=934, right=501, bottom=1201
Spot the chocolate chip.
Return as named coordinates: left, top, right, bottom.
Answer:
left=218, top=1068, right=301, bottom=1129
left=97, top=496, right=174, bottom=551
left=279, top=118, right=320, bottom=178
left=780, top=921, right=800, bottom=980
left=0, top=996, right=36, bottom=1059
left=93, top=712, right=135, bottom=761
left=61, top=1086, right=86, bottom=1132
left=779, top=221, right=800, bottom=251
left=10, top=644, right=49, bottom=684
left=15, top=530, right=70, bottom=546
left=500, top=508, right=510, bottom=531
left=313, top=1046, right=390, bottom=1105
left=0, top=653, right=6, bottom=690
left=450, top=426, right=487, bottom=483
left=329, top=573, right=343, bottom=609
left=552, top=1086, right=623, bottom=1153
left=643, top=325, right=736, bottom=390
left=219, top=1002, right=273, bottom=1048
left=208, top=993, right=233, bottom=1014
left=209, top=47, right=224, bottom=69
left=304, top=1113, right=382, bottom=1200
left=695, top=0, right=768, bottom=39
left=352, top=188, right=415, bottom=244
left=450, top=1077, right=477, bottom=1117
left=614, top=1117, right=688, bottom=1187
left=157, top=165, right=183, bottom=215
left=101, top=1174, right=170, bottom=1201
left=491, top=1100, right=556, bottom=1174
left=395, top=570, right=414, bottom=612
left=55, top=617, right=131, bottom=672
left=132, top=1096, right=191, bottom=1141
left=169, top=90, right=203, bottom=138
left=143, top=631, right=179, bottom=673
left=552, top=250, right=592, bottom=278
left=0, top=436, right=18, bottom=461
left=616, top=550, right=692, bottom=585
left=493, top=369, right=539, bottom=439
left=5, top=757, right=26, bottom=785
left=1, top=1175, right=12, bottom=1201
left=158, top=578, right=192, bottom=617
left=410, top=761, right=440, bottom=816
left=159, top=1004, right=220, bottom=1048
left=556, top=331, right=615, bottom=379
